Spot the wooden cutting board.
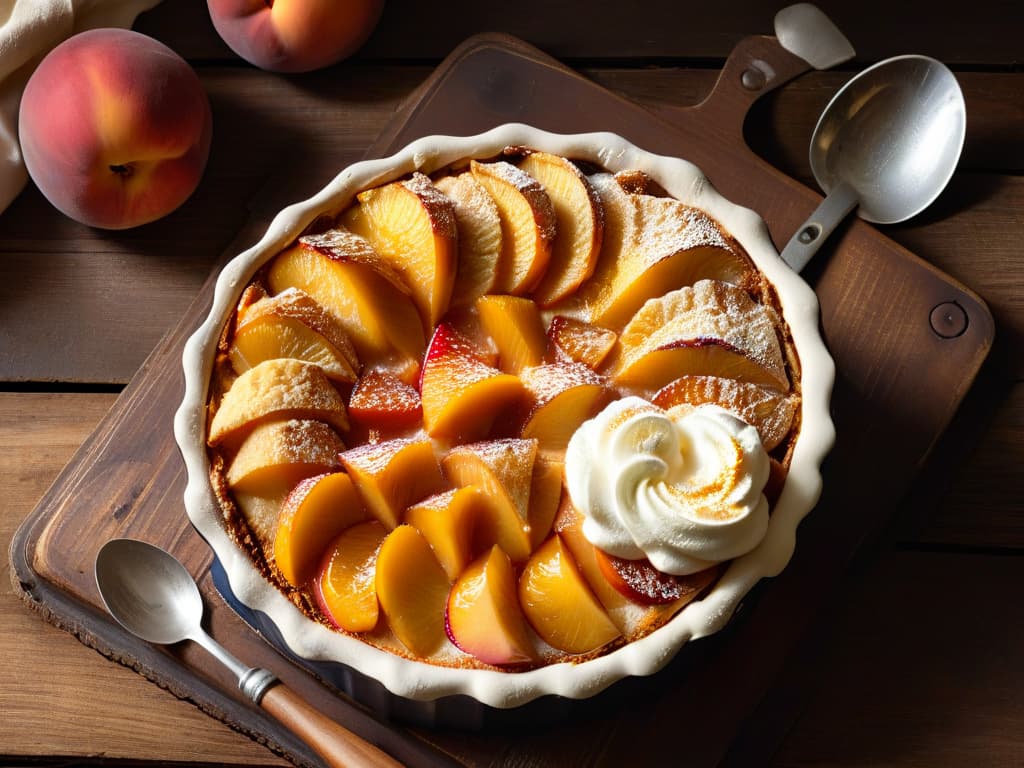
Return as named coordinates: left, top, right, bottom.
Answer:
left=10, top=33, right=993, bottom=768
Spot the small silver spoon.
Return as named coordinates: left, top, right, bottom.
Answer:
left=781, top=54, right=966, bottom=272
left=95, top=538, right=402, bottom=768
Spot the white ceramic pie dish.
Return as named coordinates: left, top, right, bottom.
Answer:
left=174, top=124, right=835, bottom=712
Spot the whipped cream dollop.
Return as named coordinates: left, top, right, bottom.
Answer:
left=565, top=397, right=770, bottom=575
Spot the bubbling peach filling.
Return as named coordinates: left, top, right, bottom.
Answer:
left=205, top=148, right=801, bottom=670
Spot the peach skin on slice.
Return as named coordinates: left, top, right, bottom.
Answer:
left=406, top=486, right=484, bottom=580
left=339, top=436, right=445, bottom=530
left=653, top=374, right=797, bottom=451
left=470, top=159, right=555, bottom=295
left=274, top=471, right=370, bottom=587
left=519, top=152, right=603, bottom=306
left=342, top=172, right=457, bottom=328
left=518, top=534, right=620, bottom=655
left=594, top=549, right=720, bottom=607
left=419, top=323, right=526, bottom=442
left=570, top=175, right=756, bottom=330
left=434, top=173, right=502, bottom=306
left=228, top=287, right=359, bottom=383
left=446, top=546, right=535, bottom=666
left=314, top=519, right=387, bottom=633
left=543, top=315, right=618, bottom=370
left=442, top=438, right=537, bottom=563
left=267, top=233, right=424, bottom=377
left=612, top=279, right=789, bottom=393
left=225, top=418, right=344, bottom=546
left=208, top=358, right=348, bottom=447
left=475, top=294, right=547, bottom=374
left=376, top=524, right=451, bottom=657
left=517, top=362, right=610, bottom=454
left=347, top=369, right=422, bottom=433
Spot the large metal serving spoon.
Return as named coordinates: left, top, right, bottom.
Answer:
left=780, top=54, right=966, bottom=272
left=95, top=538, right=402, bottom=768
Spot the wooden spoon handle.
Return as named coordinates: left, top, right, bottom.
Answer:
left=259, top=683, right=403, bottom=768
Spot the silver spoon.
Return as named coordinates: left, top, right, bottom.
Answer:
left=780, top=54, right=966, bottom=272
left=95, top=538, right=402, bottom=768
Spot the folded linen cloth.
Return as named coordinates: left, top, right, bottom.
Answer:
left=0, top=0, right=162, bottom=216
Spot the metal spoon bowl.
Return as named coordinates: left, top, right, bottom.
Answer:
left=95, top=538, right=401, bottom=768
left=781, top=54, right=966, bottom=272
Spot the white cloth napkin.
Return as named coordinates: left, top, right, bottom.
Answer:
left=0, top=0, right=162, bottom=216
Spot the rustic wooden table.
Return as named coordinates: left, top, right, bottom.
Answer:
left=2, top=2, right=1021, bottom=766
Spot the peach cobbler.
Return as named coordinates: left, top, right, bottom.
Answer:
left=203, top=146, right=801, bottom=671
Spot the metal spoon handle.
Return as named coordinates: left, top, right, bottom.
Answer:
left=780, top=181, right=859, bottom=272
left=259, top=682, right=404, bottom=768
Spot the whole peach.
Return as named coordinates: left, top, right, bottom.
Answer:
left=208, top=0, right=384, bottom=73
left=18, top=29, right=212, bottom=230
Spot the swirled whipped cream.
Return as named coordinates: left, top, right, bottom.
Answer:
left=565, top=397, right=770, bottom=575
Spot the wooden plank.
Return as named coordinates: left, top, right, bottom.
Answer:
left=771, top=549, right=1024, bottom=767
left=135, top=0, right=1024, bottom=67
left=0, top=393, right=286, bottom=765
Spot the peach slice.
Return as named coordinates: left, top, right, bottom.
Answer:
left=613, top=279, right=789, bottom=392
left=225, top=419, right=344, bottom=546
left=274, top=471, right=370, bottom=587
left=475, top=294, right=547, bottom=374
left=434, top=173, right=501, bottom=305
left=208, top=358, right=349, bottom=447
left=446, top=546, right=535, bottom=666
left=347, top=369, right=422, bottom=433
left=339, top=436, right=445, bottom=530
left=519, top=151, right=603, bottom=306
left=314, top=519, right=386, bottom=633
left=518, top=534, right=620, bottom=654
left=517, top=362, right=611, bottom=454
left=543, top=315, right=618, bottom=370
left=442, top=438, right=536, bottom=563
left=527, top=455, right=563, bottom=550
left=342, top=172, right=457, bottom=327
left=470, top=159, right=555, bottom=294
left=419, top=323, right=526, bottom=442
left=571, top=175, right=756, bottom=330
left=653, top=374, right=797, bottom=451
left=228, top=287, right=359, bottom=383
left=267, top=234, right=424, bottom=376
left=375, top=524, right=451, bottom=657
left=594, top=549, right=719, bottom=607
left=405, top=486, right=484, bottom=580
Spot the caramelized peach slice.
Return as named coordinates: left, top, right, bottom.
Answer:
left=314, top=519, right=386, bottom=633
left=470, top=159, right=555, bottom=294
left=442, top=438, right=536, bottom=563
left=446, top=546, right=535, bottom=665
left=406, top=486, right=484, bottom=580
left=274, top=471, right=370, bottom=587
left=434, top=173, right=501, bottom=305
left=347, top=369, right=422, bottom=433
left=653, top=374, right=797, bottom=450
left=375, top=525, right=451, bottom=657
left=419, top=323, right=526, bottom=442
left=267, top=234, right=424, bottom=376
left=594, top=549, right=719, bottom=607
left=613, top=280, right=789, bottom=392
left=342, top=173, right=457, bottom=327
left=543, top=315, right=618, bottom=370
left=475, top=294, right=546, bottom=374
left=339, top=436, right=445, bottom=530
left=572, top=175, right=755, bottom=330
left=527, top=455, right=563, bottom=550
left=517, top=362, right=610, bottom=454
left=225, top=419, right=344, bottom=545
left=228, top=288, right=359, bottom=383
left=519, top=151, right=603, bottom=306
left=518, top=535, right=620, bottom=654
left=208, top=358, right=348, bottom=447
